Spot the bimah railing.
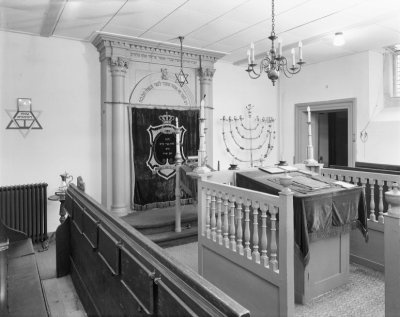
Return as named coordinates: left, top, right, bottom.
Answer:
left=197, top=171, right=294, bottom=317
left=321, top=167, right=400, bottom=223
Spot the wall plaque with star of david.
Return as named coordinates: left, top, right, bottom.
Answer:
left=5, top=98, right=43, bottom=137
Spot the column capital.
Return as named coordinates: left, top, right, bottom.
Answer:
left=198, top=67, right=215, bottom=81
left=109, top=57, right=129, bottom=76
left=109, top=56, right=129, bottom=69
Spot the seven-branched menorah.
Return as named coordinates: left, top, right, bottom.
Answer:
left=221, top=104, right=275, bottom=167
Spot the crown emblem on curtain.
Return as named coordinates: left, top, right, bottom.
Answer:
left=159, top=114, right=175, bottom=125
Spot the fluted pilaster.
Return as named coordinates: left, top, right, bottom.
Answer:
left=198, top=67, right=216, bottom=167
left=110, top=57, right=129, bottom=216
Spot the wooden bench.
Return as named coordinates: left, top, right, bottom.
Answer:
left=57, top=184, right=250, bottom=316
left=0, top=220, right=48, bottom=316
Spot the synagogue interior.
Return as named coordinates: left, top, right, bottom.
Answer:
left=1, top=0, right=400, bottom=316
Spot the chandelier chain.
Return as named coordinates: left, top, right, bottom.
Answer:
left=179, top=36, right=183, bottom=69
left=271, top=0, right=275, bottom=37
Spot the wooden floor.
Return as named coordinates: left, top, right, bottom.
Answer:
left=34, top=235, right=87, bottom=317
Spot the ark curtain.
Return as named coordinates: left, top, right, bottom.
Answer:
left=131, top=107, right=199, bottom=209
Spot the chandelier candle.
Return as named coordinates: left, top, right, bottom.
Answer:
left=299, top=41, right=303, bottom=60
left=291, top=48, right=295, bottom=67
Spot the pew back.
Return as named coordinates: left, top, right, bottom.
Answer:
left=60, top=184, right=249, bottom=317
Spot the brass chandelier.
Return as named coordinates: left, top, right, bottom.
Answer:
left=245, top=0, right=305, bottom=86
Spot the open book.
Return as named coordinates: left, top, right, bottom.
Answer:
left=259, top=165, right=298, bottom=174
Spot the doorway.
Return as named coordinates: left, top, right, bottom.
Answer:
left=317, top=110, right=348, bottom=167
left=295, top=99, right=356, bottom=167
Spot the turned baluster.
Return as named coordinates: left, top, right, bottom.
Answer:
left=270, top=205, right=278, bottom=272
left=244, top=199, right=251, bottom=259
left=211, top=191, right=217, bottom=241
left=229, top=196, right=236, bottom=252
left=223, top=193, right=230, bottom=248
left=206, top=189, right=211, bottom=239
left=216, top=192, right=223, bottom=244
left=260, top=204, right=269, bottom=267
left=360, top=177, right=367, bottom=210
left=369, top=178, right=377, bottom=222
left=236, top=198, right=244, bottom=255
left=252, top=201, right=260, bottom=263
left=378, top=181, right=385, bottom=223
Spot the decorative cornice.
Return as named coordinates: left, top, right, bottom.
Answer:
left=92, top=32, right=226, bottom=68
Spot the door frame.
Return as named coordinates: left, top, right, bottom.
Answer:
left=294, top=98, right=356, bottom=167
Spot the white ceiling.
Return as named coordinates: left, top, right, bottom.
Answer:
left=1, top=0, right=400, bottom=65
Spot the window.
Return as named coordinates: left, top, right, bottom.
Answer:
left=394, top=52, right=400, bottom=97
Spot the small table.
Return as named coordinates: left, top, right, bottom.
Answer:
left=48, top=192, right=66, bottom=224
left=236, top=169, right=368, bottom=304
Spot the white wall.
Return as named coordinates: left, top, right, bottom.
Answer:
left=279, top=51, right=400, bottom=165
left=213, top=61, right=279, bottom=170
left=0, top=31, right=101, bottom=232
left=281, top=51, right=400, bottom=165
left=363, top=51, right=400, bottom=164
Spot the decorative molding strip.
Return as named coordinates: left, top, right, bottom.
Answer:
left=92, top=32, right=226, bottom=68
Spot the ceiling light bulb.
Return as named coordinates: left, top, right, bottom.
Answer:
left=333, top=32, right=345, bottom=46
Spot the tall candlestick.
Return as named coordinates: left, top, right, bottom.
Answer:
left=200, top=99, right=205, bottom=119
left=291, top=48, right=295, bottom=66
left=307, top=106, right=311, bottom=122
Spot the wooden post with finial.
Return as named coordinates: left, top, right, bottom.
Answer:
left=385, top=182, right=400, bottom=316
left=194, top=94, right=211, bottom=174
left=304, top=106, right=323, bottom=174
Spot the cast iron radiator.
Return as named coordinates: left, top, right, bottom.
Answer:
left=0, top=183, right=48, bottom=243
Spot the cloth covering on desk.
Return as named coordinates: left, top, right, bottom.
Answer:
left=179, top=164, right=198, bottom=201
left=236, top=170, right=368, bottom=266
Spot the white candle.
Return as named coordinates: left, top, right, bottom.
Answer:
left=250, top=42, right=255, bottom=63
left=247, top=49, right=251, bottom=65
left=291, top=48, right=295, bottom=66
left=278, top=38, right=282, bottom=56
left=307, top=106, right=311, bottom=122
left=298, top=41, right=303, bottom=60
